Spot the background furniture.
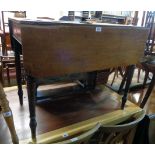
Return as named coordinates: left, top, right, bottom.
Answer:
left=101, top=14, right=126, bottom=24
left=0, top=82, right=19, bottom=143
left=1, top=11, right=26, bottom=55
left=0, top=56, right=24, bottom=86
left=140, top=57, right=155, bottom=108
left=134, top=11, right=155, bottom=109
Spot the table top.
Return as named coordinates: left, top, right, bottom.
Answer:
left=9, top=18, right=149, bottom=78
left=9, top=17, right=143, bottom=27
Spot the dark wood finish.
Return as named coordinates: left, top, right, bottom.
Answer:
left=21, top=24, right=148, bottom=78
left=8, top=18, right=149, bottom=107
left=8, top=19, right=24, bottom=105
left=135, top=12, right=155, bottom=97
left=27, top=75, right=37, bottom=142
left=13, top=39, right=23, bottom=105
left=0, top=29, right=5, bottom=54
left=140, top=72, right=155, bottom=108
left=140, top=62, right=155, bottom=108
left=121, top=65, right=135, bottom=109
left=118, top=67, right=128, bottom=93
left=8, top=18, right=149, bottom=141
left=116, top=65, right=135, bottom=109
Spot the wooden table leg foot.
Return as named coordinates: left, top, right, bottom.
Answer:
left=30, top=117, right=37, bottom=143
left=18, top=89, right=23, bottom=106
left=11, top=134, right=19, bottom=144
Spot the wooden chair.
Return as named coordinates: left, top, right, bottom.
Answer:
left=133, top=12, right=155, bottom=108
left=94, top=110, right=145, bottom=144
left=0, top=82, right=19, bottom=143
left=144, top=11, right=155, bottom=55
left=0, top=55, right=24, bottom=86
left=139, top=56, right=155, bottom=108
left=55, top=123, right=101, bottom=144
left=0, top=56, right=15, bottom=85
left=137, top=11, right=155, bottom=83
left=114, top=12, right=155, bottom=106
left=1, top=11, right=26, bottom=55
left=4, top=33, right=12, bottom=52
left=0, top=29, right=3, bottom=52
left=82, top=11, right=89, bottom=21
left=68, top=11, right=75, bottom=21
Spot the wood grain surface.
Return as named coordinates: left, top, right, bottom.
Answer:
left=19, top=23, right=148, bottom=77
left=0, top=85, right=143, bottom=143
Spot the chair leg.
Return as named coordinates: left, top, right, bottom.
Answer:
left=111, top=69, right=117, bottom=86
left=27, top=75, right=37, bottom=143
left=118, top=68, right=128, bottom=94
left=143, top=70, right=149, bottom=88
left=118, top=67, right=125, bottom=78
left=6, top=67, right=11, bottom=86
left=121, top=65, right=135, bottom=109
left=0, top=83, right=19, bottom=143
left=0, top=66, right=4, bottom=86
left=138, top=89, right=145, bottom=105
left=137, top=68, right=141, bottom=83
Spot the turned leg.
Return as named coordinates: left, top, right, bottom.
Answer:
left=137, top=68, right=141, bottom=83
left=140, top=71, right=155, bottom=108
left=26, top=75, right=37, bottom=142
left=118, top=67, right=125, bottom=78
left=1, top=33, right=6, bottom=56
left=118, top=67, right=128, bottom=94
left=0, top=65, right=4, bottom=86
left=111, top=69, right=117, bottom=86
left=121, top=65, right=135, bottom=109
left=0, top=83, right=19, bottom=144
left=6, top=66, right=11, bottom=86
left=14, top=40, right=23, bottom=106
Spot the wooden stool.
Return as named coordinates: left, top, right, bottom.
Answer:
left=0, top=83, right=19, bottom=143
